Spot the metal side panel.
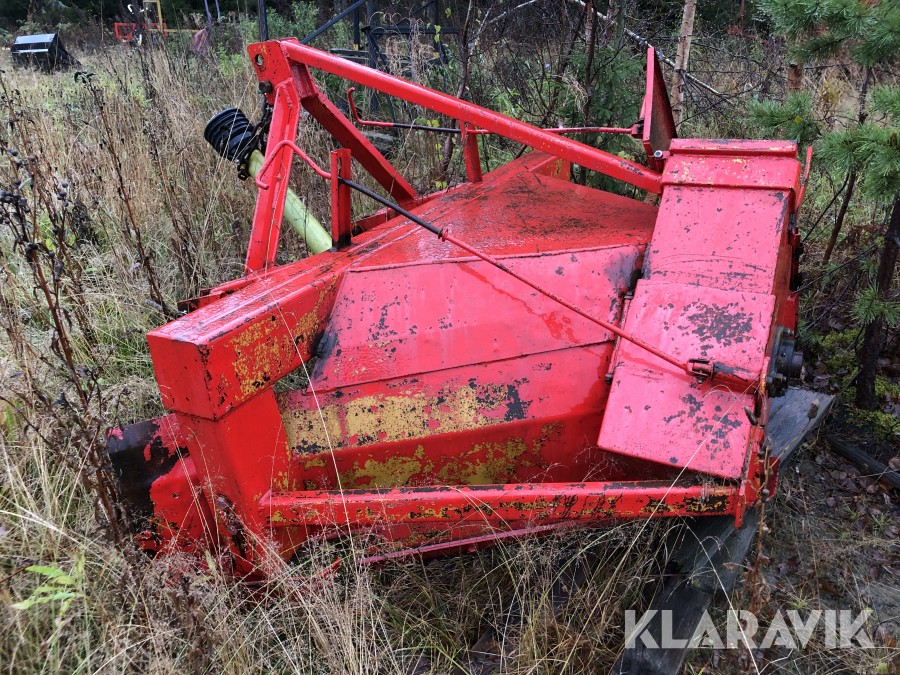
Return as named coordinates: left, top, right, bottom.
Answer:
left=597, top=282, right=775, bottom=479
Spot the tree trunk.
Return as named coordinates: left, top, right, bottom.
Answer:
left=671, top=0, right=697, bottom=127
left=257, top=0, right=269, bottom=41
left=316, top=0, right=331, bottom=28
left=822, top=170, right=857, bottom=265
left=613, top=0, right=625, bottom=49
left=856, top=196, right=900, bottom=410
left=437, top=0, right=476, bottom=182
left=822, top=67, right=871, bottom=266
left=581, top=0, right=598, bottom=143
left=787, top=62, right=803, bottom=92
left=758, top=36, right=783, bottom=100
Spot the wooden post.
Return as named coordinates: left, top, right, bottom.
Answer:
left=671, top=0, right=696, bottom=127
left=787, top=62, right=804, bottom=92
left=856, top=196, right=900, bottom=410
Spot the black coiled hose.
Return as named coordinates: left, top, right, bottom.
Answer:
left=203, top=108, right=258, bottom=163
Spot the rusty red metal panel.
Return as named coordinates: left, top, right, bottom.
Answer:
left=149, top=268, right=341, bottom=419
left=597, top=283, right=776, bottom=478
left=107, top=42, right=804, bottom=573
left=278, top=347, right=660, bottom=490
left=146, top=455, right=211, bottom=553
left=644, top=187, right=790, bottom=294
left=149, top=214, right=428, bottom=419
left=641, top=47, right=676, bottom=170
left=175, top=390, right=295, bottom=571
left=107, top=415, right=209, bottom=552
left=357, top=170, right=657, bottom=263
left=347, top=151, right=573, bottom=236
left=662, top=140, right=802, bottom=192
left=599, top=361, right=759, bottom=478
left=668, top=139, right=798, bottom=155
left=312, top=248, right=643, bottom=390
left=597, top=142, right=802, bottom=479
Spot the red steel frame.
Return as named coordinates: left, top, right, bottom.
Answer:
left=108, top=39, right=804, bottom=576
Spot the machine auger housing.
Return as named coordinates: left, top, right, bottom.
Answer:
left=108, top=39, right=805, bottom=576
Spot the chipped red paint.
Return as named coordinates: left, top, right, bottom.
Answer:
left=107, top=42, right=802, bottom=575
left=260, top=481, right=740, bottom=527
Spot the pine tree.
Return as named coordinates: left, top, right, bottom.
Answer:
left=754, top=0, right=900, bottom=410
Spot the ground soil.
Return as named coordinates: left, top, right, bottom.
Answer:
left=687, top=410, right=899, bottom=674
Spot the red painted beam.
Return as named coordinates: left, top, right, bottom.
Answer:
left=245, top=80, right=303, bottom=273
left=260, top=481, right=739, bottom=526
left=294, top=63, right=418, bottom=204
left=251, top=40, right=664, bottom=194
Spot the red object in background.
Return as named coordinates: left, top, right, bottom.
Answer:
left=113, top=22, right=170, bottom=42
left=107, top=40, right=803, bottom=576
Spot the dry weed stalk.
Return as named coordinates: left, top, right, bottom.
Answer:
left=0, top=71, right=133, bottom=554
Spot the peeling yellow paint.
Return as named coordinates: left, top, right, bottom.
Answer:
left=328, top=436, right=538, bottom=489
left=231, top=320, right=287, bottom=397
left=302, top=456, right=326, bottom=469
left=435, top=437, right=530, bottom=485
left=229, top=278, right=337, bottom=398
left=281, top=382, right=524, bottom=454
left=273, top=471, right=291, bottom=491
left=338, top=454, right=429, bottom=489
left=278, top=375, right=546, bottom=489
